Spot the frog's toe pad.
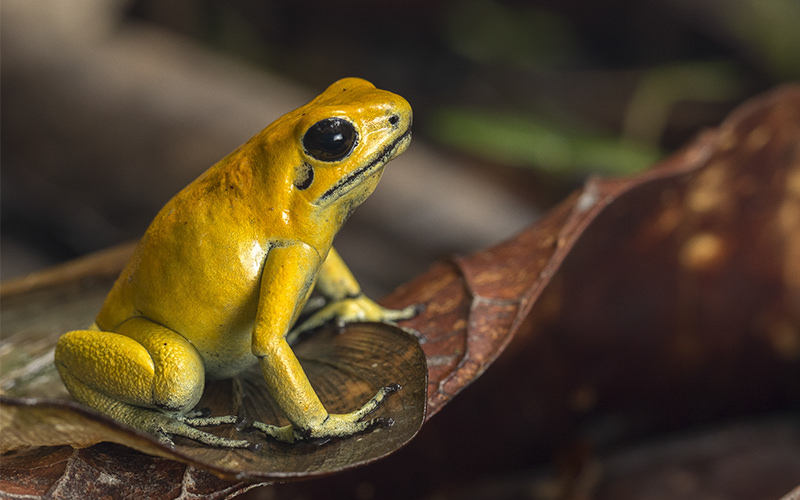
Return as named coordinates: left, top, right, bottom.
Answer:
left=385, top=382, right=402, bottom=394
left=372, top=416, right=395, bottom=429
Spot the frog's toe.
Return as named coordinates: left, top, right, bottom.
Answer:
left=350, top=383, right=400, bottom=418
left=156, top=413, right=254, bottom=449
left=181, top=413, right=239, bottom=427
left=319, top=383, right=400, bottom=433
left=378, top=303, right=423, bottom=322
left=253, top=384, right=400, bottom=443
left=251, top=422, right=296, bottom=443
left=311, top=411, right=395, bottom=440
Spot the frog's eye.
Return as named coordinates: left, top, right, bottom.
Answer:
left=303, top=118, right=358, bottom=162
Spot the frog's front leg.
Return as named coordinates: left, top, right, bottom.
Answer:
left=251, top=243, right=398, bottom=443
left=55, top=318, right=252, bottom=449
left=289, top=247, right=420, bottom=342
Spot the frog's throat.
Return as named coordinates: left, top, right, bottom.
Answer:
left=315, top=128, right=411, bottom=206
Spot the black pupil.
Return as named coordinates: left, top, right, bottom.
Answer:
left=303, top=118, right=357, bottom=162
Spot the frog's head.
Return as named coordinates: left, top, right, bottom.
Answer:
left=288, top=78, right=412, bottom=216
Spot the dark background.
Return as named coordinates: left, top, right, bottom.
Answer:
left=3, top=0, right=798, bottom=289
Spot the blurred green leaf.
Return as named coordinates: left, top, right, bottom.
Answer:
left=428, top=107, right=660, bottom=177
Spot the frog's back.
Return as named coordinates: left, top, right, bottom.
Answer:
left=96, top=163, right=271, bottom=344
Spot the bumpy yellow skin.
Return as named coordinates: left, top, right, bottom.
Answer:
left=55, top=78, right=417, bottom=448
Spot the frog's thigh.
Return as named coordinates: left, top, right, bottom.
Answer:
left=55, top=318, right=204, bottom=413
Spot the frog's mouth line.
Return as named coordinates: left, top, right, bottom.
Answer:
left=316, top=128, right=411, bottom=205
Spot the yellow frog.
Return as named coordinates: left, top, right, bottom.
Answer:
left=55, top=78, right=418, bottom=448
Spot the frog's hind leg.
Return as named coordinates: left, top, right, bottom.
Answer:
left=55, top=318, right=252, bottom=449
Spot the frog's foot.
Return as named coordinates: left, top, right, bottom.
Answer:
left=288, top=294, right=422, bottom=343
left=72, top=389, right=258, bottom=450
left=251, top=383, right=400, bottom=443
left=151, top=412, right=259, bottom=450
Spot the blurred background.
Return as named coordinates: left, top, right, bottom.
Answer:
left=3, top=0, right=798, bottom=294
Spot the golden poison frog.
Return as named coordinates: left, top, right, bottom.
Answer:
left=55, top=78, right=418, bottom=448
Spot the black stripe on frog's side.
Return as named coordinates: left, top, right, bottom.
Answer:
left=316, top=128, right=411, bottom=205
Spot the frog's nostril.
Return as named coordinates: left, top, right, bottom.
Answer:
left=388, top=114, right=400, bottom=126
